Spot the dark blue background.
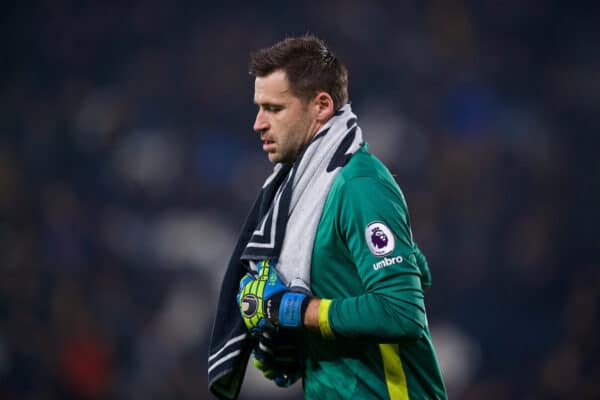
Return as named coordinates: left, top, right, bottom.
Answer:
left=0, top=1, right=597, bottom=399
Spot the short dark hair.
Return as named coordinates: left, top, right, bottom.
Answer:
left=249, top=35, right=349, bottom=111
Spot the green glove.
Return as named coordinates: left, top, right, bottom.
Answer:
left=237, top=260, right=309, bottom=334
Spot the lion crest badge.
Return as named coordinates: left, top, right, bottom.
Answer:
left=365, top=222, right=395, bottom=256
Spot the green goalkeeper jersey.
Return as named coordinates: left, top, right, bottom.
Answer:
left=304, top=144, right=447, bottom=400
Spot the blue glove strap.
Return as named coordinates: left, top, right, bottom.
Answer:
left=278, top=292, right=307, bottom=328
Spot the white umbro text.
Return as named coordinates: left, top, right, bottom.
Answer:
left=372, top=255, right=403, bottom=271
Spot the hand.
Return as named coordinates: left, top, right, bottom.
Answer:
left=252, top=330, right=303, bottom=387
left=237, top=260, right=309, bottom=334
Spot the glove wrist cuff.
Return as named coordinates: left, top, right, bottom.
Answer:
left=278, top=292, right=309, bottom=328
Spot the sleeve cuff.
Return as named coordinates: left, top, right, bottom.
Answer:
left=318, top=299, right=335, bottom=340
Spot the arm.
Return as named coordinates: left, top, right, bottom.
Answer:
left=303, top=298, right=321, bottom=332
left=238, top=177, right=429, bottom=342
left=303, top=283, right=425, bottom=341
left=311, top=176, right=428, bottom=342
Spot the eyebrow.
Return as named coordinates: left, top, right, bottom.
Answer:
left=253, top=99, right=286, bottom=107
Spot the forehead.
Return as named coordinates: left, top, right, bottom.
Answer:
left=254, top=70, right=294, bottom=103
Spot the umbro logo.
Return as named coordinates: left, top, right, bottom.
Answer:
left=372, top=255, right=403, bottom=271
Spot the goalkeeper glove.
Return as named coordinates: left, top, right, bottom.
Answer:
left=237, top=260, right=309, bottom=334
left=252, top=330, right=303, bottom=387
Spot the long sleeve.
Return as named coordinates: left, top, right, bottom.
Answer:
left=326, top=174, right=428, bottom=342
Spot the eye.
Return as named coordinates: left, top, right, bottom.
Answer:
left=264, top=104, right=283, bottom=113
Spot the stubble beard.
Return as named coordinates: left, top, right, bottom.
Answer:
left=268, top=107, right=315, bottom=165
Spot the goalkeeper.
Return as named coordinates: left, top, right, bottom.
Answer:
left=213, top=35, right=447, bottom=400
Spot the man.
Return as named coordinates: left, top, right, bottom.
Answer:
left=208, top=35, right=447, bottom=400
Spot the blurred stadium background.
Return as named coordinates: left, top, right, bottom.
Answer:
left=1, top=1, right=598, bottom=399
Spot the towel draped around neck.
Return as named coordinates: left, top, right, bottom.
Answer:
left=208, top=103, right=364, bottom=399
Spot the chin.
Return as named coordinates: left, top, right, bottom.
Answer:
left=268, top=154, right=281, bottom=163
left=268, top=151, right=294, bottom=164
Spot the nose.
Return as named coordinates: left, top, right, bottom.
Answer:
left=253, top=109, right=269, bottom=133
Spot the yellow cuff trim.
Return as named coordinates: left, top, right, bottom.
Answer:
left=318, top=299, right=335, bottom=340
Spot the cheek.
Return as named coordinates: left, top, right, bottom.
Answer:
left=276, top=118, right=294, bottom=140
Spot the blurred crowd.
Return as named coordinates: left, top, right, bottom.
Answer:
left=1, top=1, right=598, bottom=399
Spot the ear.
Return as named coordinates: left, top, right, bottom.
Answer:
left=313, top=92, right=335, bottom=122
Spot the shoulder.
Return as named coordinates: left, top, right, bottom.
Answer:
left=326, top=144, right=408, bottom=217
left=333, top=144, right=402, bottom=196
